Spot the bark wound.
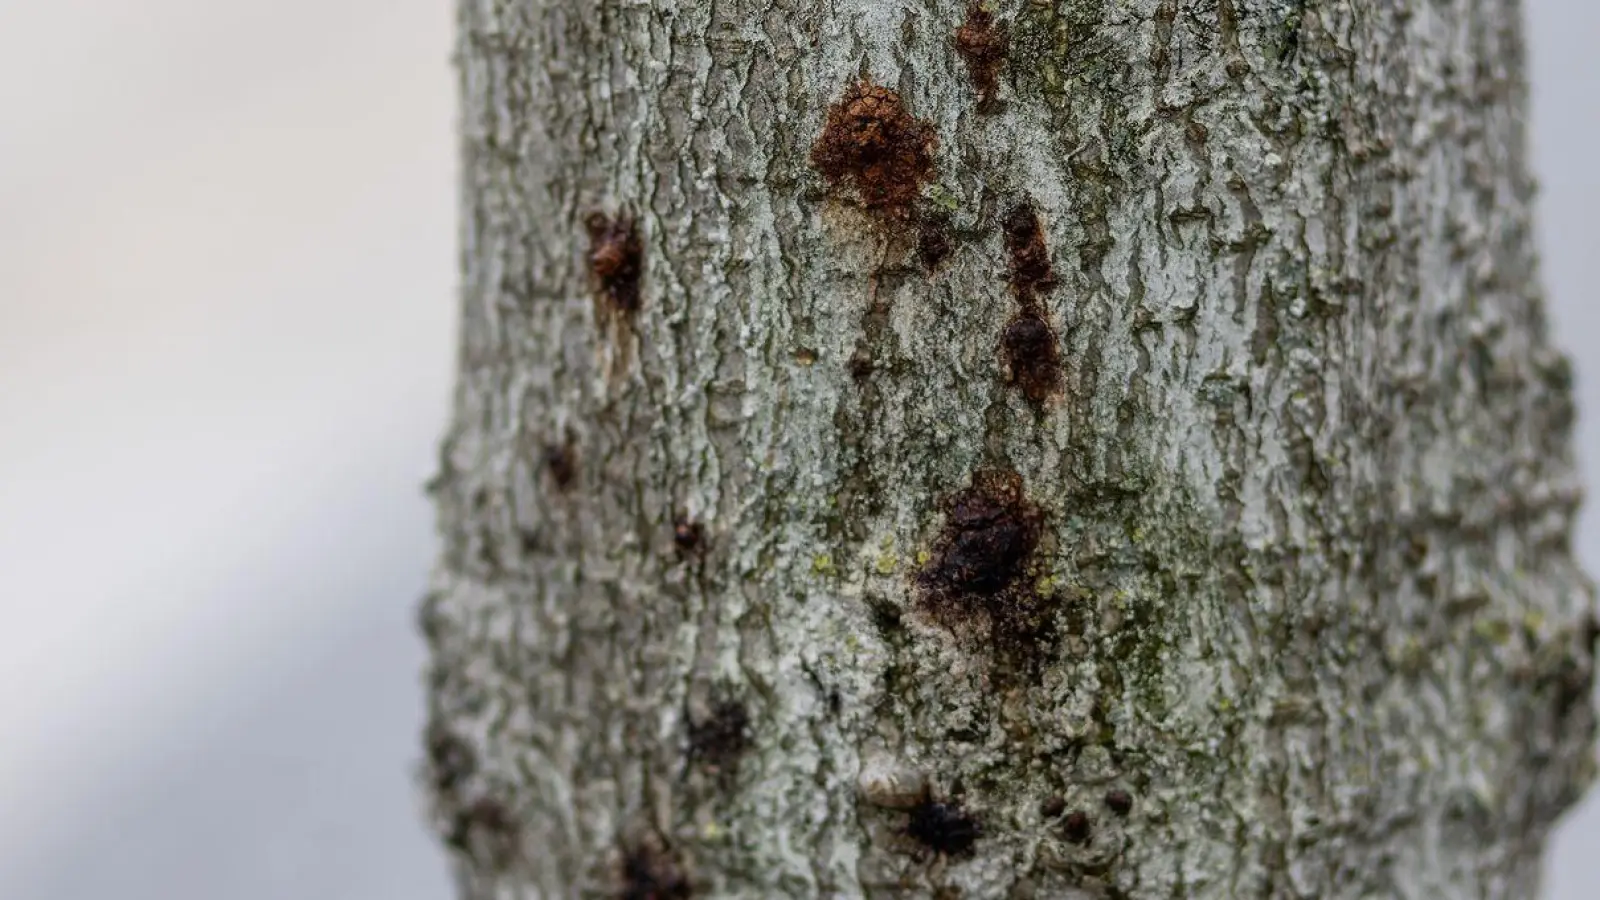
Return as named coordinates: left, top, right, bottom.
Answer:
left=811, top=80, right=936, bottom=225
left=585, top=212, right=643, bottom=314
left=915, top=469, right=1056, bottom=666
left=955, top=3, right=1008, bottom=111
left=619, top=832, right=692, bottom=900
left=903, top=799, right=981, bottom=857
left=1001, top=201, right=1063, bottom=404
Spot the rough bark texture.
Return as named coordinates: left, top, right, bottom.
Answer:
left=422, top=1, right=1599, bottom=897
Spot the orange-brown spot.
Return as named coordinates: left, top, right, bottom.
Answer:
left=585, top=212, right=643, bottom=313
left=1002, top=202, right=1056, bottom=298
left=811, top=80, right=937, bottom=223
left=955, top=3, right=1008, bottom=110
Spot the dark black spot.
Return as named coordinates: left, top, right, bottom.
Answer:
left=1001, top=311, right=1062, bottom=404
left=1002, top=202, right=1056, bottom=298
left=917, top=211, right=955, bottom=270
left=1104, top=788, right=1133, bottom=816
left=672, top=516, right=705, bottom=557
left=1061, top=809, right=1092, bottom=844
left=620, top=833, right=692, bottom=900
left=1040, top=796, right=1066, bottom=819
left=687, top=698, right=750, bottom=774
left=919, top=469, right=1040, bottom=597
left=544, top=441, right=577, bottom=490
left=915, top=469, right=1056, bottom=668
left=848, top=349, right=876, bottom=381
left=905, top=800, right=981, bottom=857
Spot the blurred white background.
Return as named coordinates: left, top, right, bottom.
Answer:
left=0, top=2, right=1593, bottom=897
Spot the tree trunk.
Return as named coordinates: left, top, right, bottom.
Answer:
left=421, top=1, right=1598, bottom=897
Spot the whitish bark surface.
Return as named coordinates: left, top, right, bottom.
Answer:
left=421, top=1, right=1598, bottom=897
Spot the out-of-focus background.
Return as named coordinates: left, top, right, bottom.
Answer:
left=0, top=1, right=1593, bottom=897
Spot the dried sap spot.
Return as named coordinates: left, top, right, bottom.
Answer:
left=620, top=833, right=692, bottom=900
left=920, top=470, right=1040, bottom=597
left=1000, top=201, right=1063, bottom=405
left=916, top=469, right=1056, bottom=660
left=904, top=799, right=981, bottom=857
left=811, top=80, right=937, bottom=223
left=1002, top=311, right=1063, bottom=403
left=955, top=3, right=1009, bottom=110
left=1002, top=202, right=1056, bottom=298
left=585, top=211, right=644, bottom=314
left=687, top=698, right=750, bottom=775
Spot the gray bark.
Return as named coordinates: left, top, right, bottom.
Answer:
left=421, top=1, right=1599, bottom=897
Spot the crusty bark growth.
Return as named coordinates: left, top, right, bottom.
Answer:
left=811, top=81, right=936, bottom=223
left=955, top=3, right=1008, bottom=110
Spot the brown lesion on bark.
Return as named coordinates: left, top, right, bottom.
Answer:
left=543, top=436, right=578, bottom=491
left=810, top=80, right=937, bottom=226
left=914, top=468, right=1058, bottom=667
left=671, top=514, right=706, bottom=558
left=585, top=211, right=644, bottom=315
left=1002, top=201, right=1057, bottom=297
left=686, top=696, right=751, bottom=777
left=999, top=200, right=1064, bottom=405
left=955, top=3, right=1009, bottom=111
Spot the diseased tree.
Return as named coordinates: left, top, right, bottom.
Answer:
left=420, top=1, right=1598, bottom=897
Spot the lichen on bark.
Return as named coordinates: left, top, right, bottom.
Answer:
left=424, top=1, right=1597, bottom=897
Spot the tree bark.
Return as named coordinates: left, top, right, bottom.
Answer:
left=421, top=1, right=1598, bottom=897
